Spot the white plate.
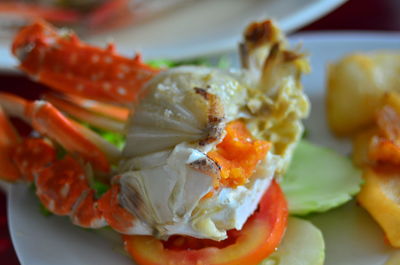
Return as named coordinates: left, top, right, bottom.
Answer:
left=293, top=32, right=400, bottom=265
left=0, top=0, right=346, bottom=72
left=8, top=32, right=400, bottom=265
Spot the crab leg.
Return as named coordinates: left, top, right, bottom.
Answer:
left=0, top=113, right=125, bottom=228
left=34, top=154, right=138, bottom=229
left=71, top=189, right=106, bottom=228
left=12, top=20, right=160, bottom=104
left=44, top=93, right=126, bottom=133
left=50, top=93, right=129, bottom=122
left=0, top=93, right=110, bottom=173
left=71, top=121, right=122, bottom=164
left=0, top=102, right=127, bottom=230
left=36, top=155, right=107, bottom=228
left=0, top=106, right=57, bottom=182
left=0, top=106, right=21, bottom=181
left=98, top=183, right=136, bottom=233
left=12, top=138, right=56, bottom=182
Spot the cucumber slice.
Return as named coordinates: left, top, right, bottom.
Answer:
left=261, top=217, right=325, bottom=265
left=281, top=140, right=362, bottom=215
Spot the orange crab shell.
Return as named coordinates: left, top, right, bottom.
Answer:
left=35, top=156, right=90, bottom=215
left=12, top=20, right=160, bottom=104
left=98, top=183, right=136, bottom=233
left=12, top=138, right=56, bottom=182
left=0, top=20, right=161, bottom=233
left=0, top=106, right=21, bottom=181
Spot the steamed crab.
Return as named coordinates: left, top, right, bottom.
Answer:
left=0, top=19, right=309, bottom=264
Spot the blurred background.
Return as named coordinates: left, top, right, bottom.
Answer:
left=0, top=0, right=399, bottom=264
left=0, top=0, right=186, bottom=34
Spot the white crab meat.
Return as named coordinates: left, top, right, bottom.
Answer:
left=119, top=142, right=279, bottom=240
left=123, top=66, right=247, bottom=157
left=117, top=22, right=309, bottom=240
left=115, top=66, right=284, bottom=240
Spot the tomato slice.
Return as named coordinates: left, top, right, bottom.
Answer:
left=124, top=180, right=288, bottom=265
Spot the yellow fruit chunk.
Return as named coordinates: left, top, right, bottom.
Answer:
left=358, top=167, right=400, bottom=247
left=384, top=92, right=400, bottom=115
left=326, top=53, right=400, bottom=136
left=352, top=127, right=378, bottom=167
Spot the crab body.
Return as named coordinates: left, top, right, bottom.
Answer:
left=0, top=19, right=309, bottom=261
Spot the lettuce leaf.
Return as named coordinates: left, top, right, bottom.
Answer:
left=80, top=122, right=125, bottom=149
left=147, top=57, right=230, bottom=69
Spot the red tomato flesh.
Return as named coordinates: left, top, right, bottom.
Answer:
left=124, top=180, right=288, bottom=265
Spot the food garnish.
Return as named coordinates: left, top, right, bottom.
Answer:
left=262, top=217, right=325, bottom=265
left=326, top=52, right=400, bottom=248
left=282, top=140, right=362, bottom=215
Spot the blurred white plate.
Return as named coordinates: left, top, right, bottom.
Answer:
left=294, top=31, right=400, bottom=265
left=8, top=32, right=400, bottom=265
left=0, top=0, right=346, bottom=73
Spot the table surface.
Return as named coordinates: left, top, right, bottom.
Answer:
left=1, top=0, right=399, bottom=264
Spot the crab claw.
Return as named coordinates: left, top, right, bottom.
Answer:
left=0, top=106, right=21, bottom=181
left=12, top=20, right=160, bottom=104
left=71, top=189, right=106, bottom=228
left=36, top=155, right=107, bottom=228
left=0, top=92, right=110, bottom=173
left=36, top=156, right=87, bottom=215
left=98, top=183, right=136, bottom=233
left=11, top=138, right=56, bottom=182
left=43, top=92, right=126, bottom=133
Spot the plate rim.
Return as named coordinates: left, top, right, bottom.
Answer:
left=0, top=0, right=347, bottom=73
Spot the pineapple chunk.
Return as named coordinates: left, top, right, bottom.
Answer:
left=358, top=168, right=400, bottom=247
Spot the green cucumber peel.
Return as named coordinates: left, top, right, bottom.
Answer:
left=281, top=140, right=362, bottom=215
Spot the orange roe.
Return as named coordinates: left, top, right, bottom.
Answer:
left=208, top=120, right=271, bottom=188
